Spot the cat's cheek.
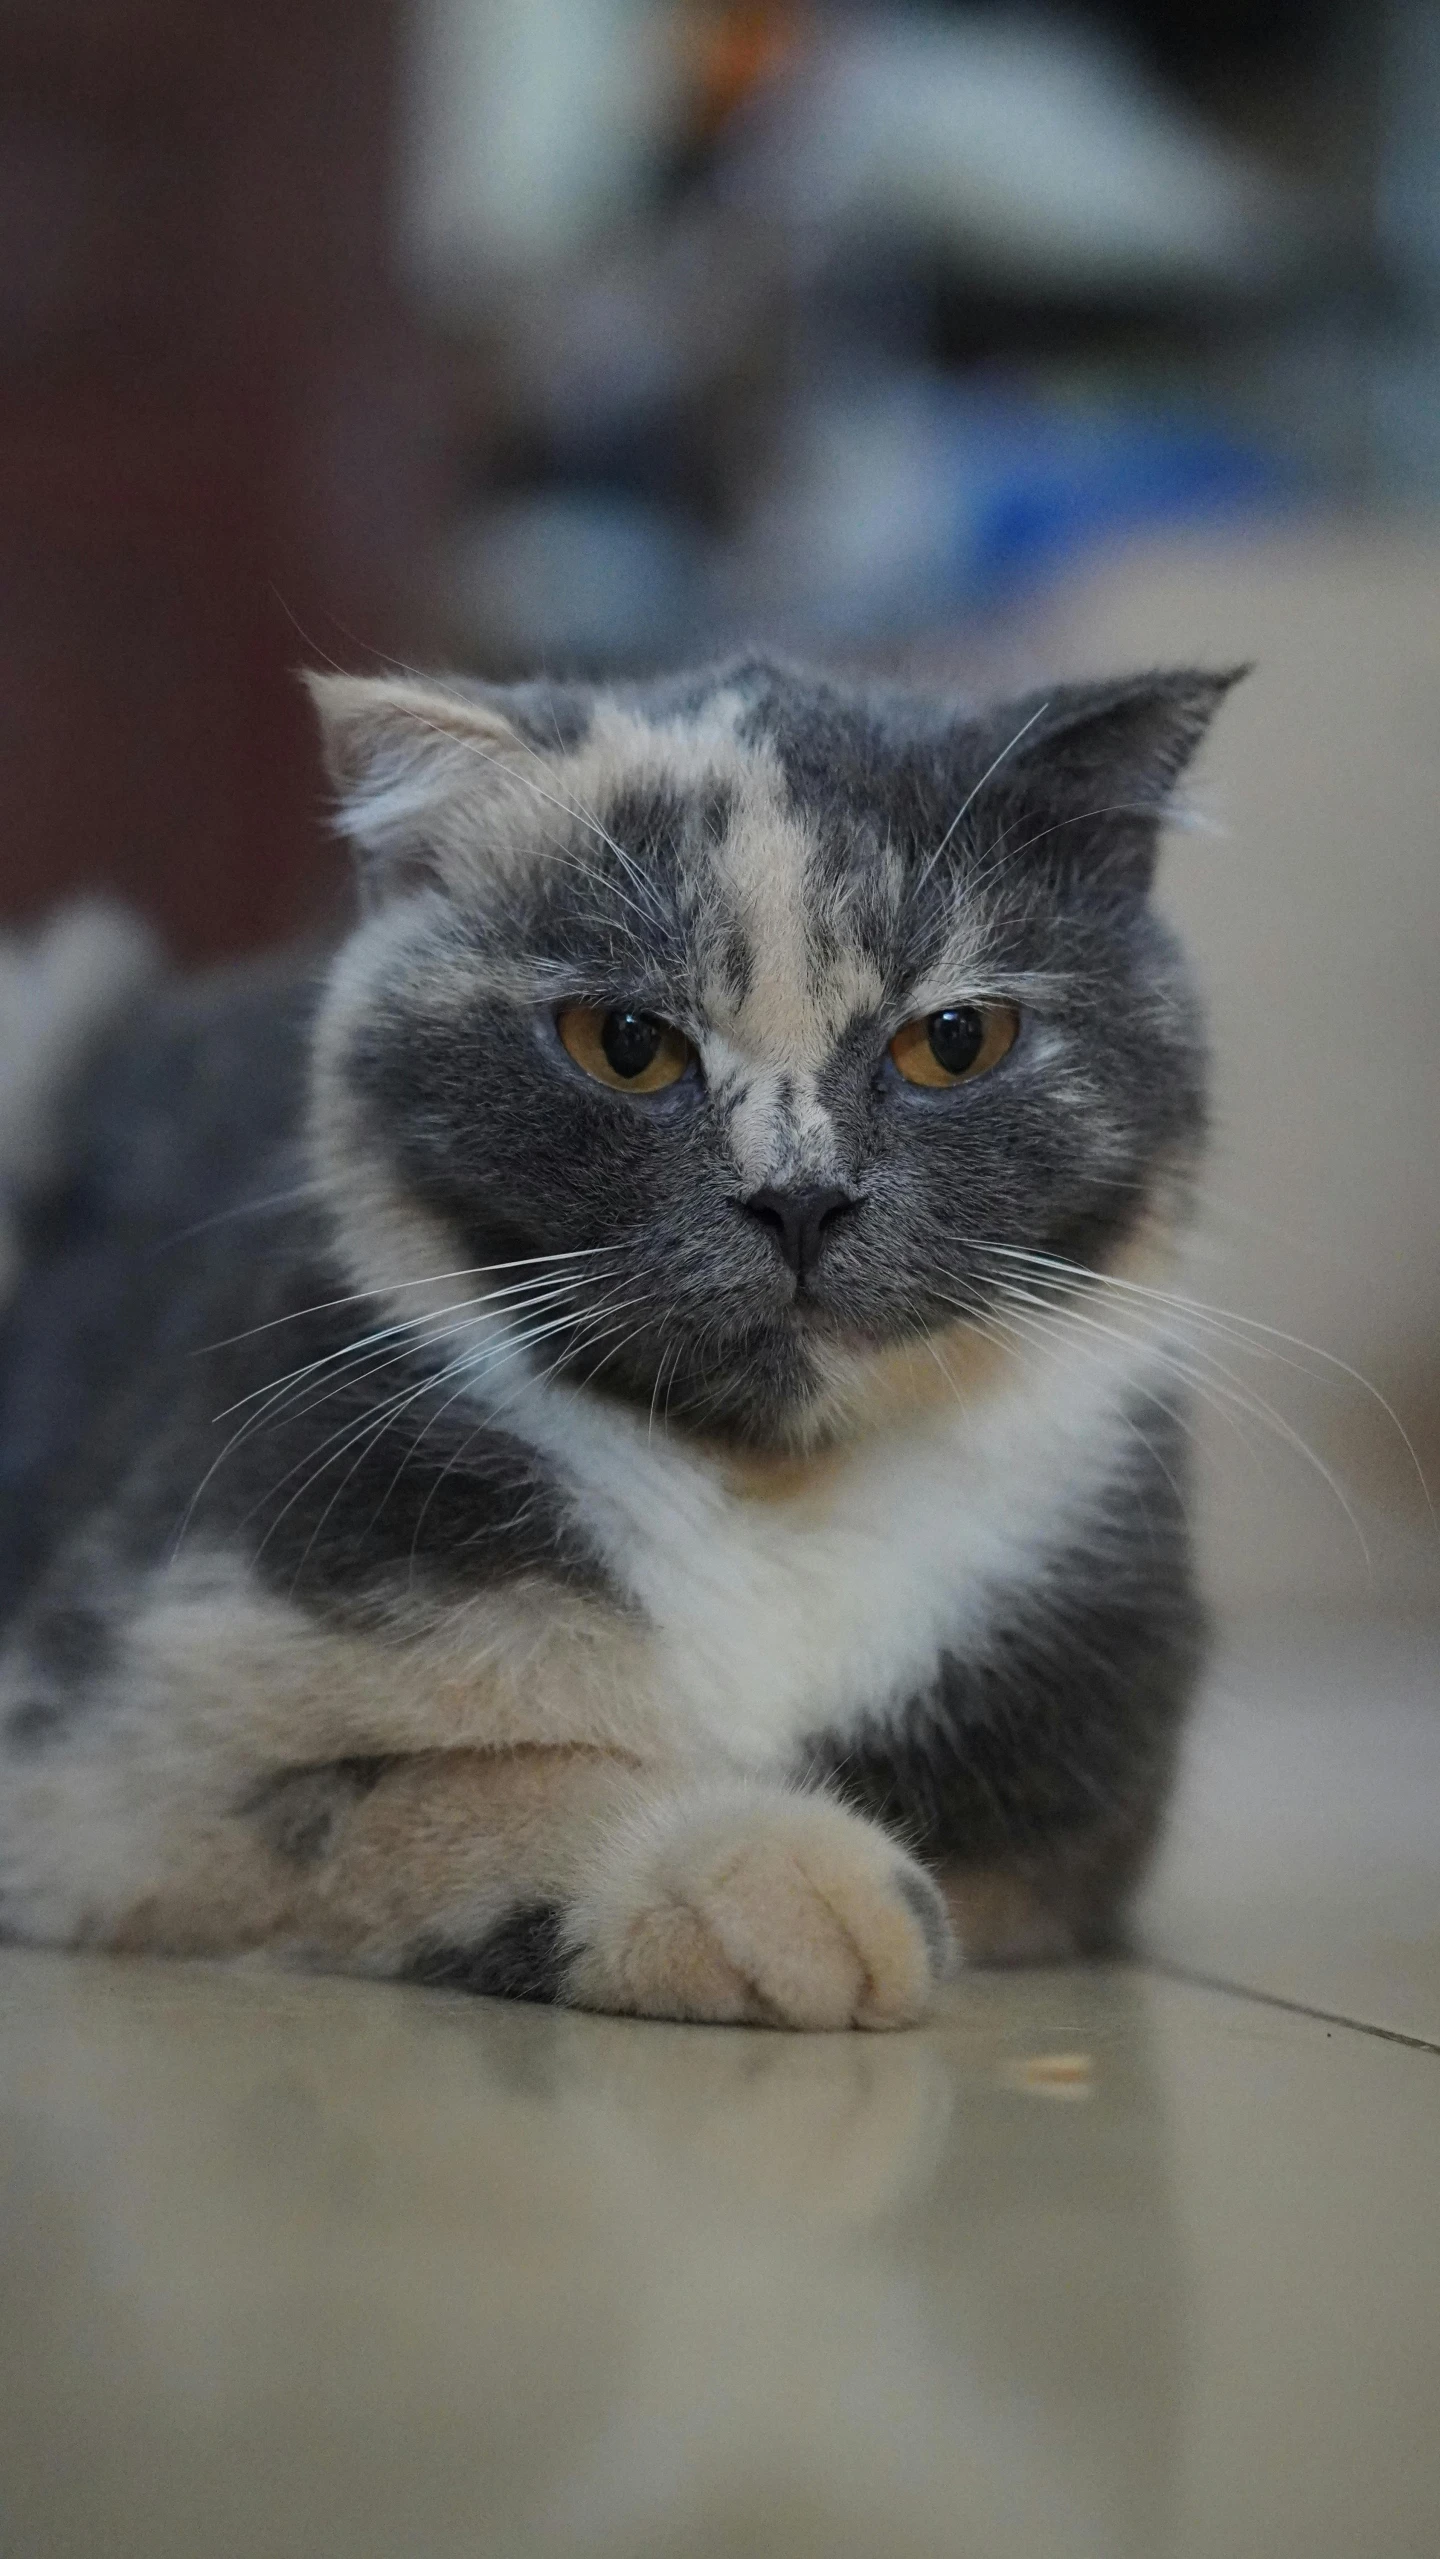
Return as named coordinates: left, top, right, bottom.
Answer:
left=560, top=1786, right=952, bottom=2030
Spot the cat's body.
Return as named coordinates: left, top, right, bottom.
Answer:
left=0, top=656, right=1233, bottom=2025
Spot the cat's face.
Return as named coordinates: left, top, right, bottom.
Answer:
left=308, top=658, right=1234, bottom=1448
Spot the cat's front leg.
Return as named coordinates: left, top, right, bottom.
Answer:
left=1, top=1573, right=949, bottom=2023
left=250, top=1755, right=952, bottom=2029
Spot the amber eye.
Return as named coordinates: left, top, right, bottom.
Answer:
left=888, top=1002, right=1020, bottom=1089
left=556, top=1003, right=695, bottom=1094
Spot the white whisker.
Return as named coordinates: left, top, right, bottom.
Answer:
left=155, top=1180, right=326, bottom=1252
left=914, top=698, right=1051, bottom=895
left=972, top=1241, right=1435, bottom=1532
left=251, top=1292, right=637, bottom=1570
left=194, top=1244, right=619, bottom=1357
left=987, top=1277, right=1374, bottom=1573
left=208, top=1270, right=598, bottom=1427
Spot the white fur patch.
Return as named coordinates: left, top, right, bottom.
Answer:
left=477, top=1300, right=1173, bottom=1774
left=0, top=902, right=160, bottom=1310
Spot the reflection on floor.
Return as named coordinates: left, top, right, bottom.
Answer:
left=1, top=1620, right=1437, bottom=2559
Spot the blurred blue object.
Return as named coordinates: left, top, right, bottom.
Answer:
left=448, top=489, right=714, bottom=669
left=447, top=379, right=1293, bottom=670
left=959, top=396, right=1290, bottom=601
left=739, top=371, right=1294, bottom=641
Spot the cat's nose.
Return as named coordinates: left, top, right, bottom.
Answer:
left=740, top=1185, right=857, bottom=1282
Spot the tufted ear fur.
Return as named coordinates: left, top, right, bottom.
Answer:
left=985, top=665, right=1248, bottom=889
left=303, top=672, right=537, bottom=902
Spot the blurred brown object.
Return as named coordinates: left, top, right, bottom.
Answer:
left=675, top=0, right=811, bottom=146
left=0, top=0, right=445, bottom=962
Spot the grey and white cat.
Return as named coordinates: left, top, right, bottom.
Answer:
left=0, top=655, right=1238, bottom=2026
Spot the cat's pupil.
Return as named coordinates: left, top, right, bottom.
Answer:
left=928, top=1007, right=984, bottom=1076
left=601, top=1009, right=663, bottom=1079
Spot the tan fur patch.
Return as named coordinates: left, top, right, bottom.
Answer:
left=0, top=1554, right=680, bottom=1960
left=107, top=1744, right=651, bottom=1964
left=805, top=1204, right=1187, bottom=1462
left=105, top=1751, right=952, bottom=2032
left=130, top=1561, right=662, bottom=1772
left=941, top=1868, right=1080, bottom=1966
left=823, top=1316, right=1019, bottom=1439
left=706, top=1319, right=1014, bottom=1510
left=104, top=1840, right=299, bottom=1960
left=713, top=1440, right=854, bottom=1508
left=941, top=1783, right=1167, bottom=1965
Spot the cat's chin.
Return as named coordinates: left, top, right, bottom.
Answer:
left=590, top=1324, right=948, bottom=1461
left=776, top=1293, right=882, bottom=1345
left=567, top=1285, right=979, bottom=1455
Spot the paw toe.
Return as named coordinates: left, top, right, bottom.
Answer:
left=568, top=1791, right=950, bottom=2030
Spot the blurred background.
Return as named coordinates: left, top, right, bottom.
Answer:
left=0, top=0, right=1436, bottom=1621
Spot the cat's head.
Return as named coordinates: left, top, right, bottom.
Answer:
left=305, top=655, right=1239, bottom=1450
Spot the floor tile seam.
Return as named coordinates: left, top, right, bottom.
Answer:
left=1138, top=1957, right=1440, bottom=2055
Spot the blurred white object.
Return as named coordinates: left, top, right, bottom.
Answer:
left=402, top=0, right=683, bottom=297
left=1046, top=523, right=1440, bottom=1614
left=0, top=903, right=160, bottom=1308
left=447, top=490, right=712, bottom=666
left=1371, top=0, right=1440, bottom=500
left=731, top=373, right=954, bottom=637
left=737, top=11, right=1307, bottom=296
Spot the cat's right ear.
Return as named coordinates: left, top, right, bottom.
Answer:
left=302, top=672, right=534, bottom=901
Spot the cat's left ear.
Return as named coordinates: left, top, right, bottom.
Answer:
left=988, top=666, right=1247, bottom=889
left=303, top=671, right=537, bottom=901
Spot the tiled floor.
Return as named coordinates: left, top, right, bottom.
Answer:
left=2, top=1619, right=1437, bottom=2559
left=1140, top=1617, right=1440, bottom=2048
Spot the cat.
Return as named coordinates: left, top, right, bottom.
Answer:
left=0, top=653, right=1239, bottom=2026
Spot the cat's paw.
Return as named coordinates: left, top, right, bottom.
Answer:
left=563, top=1788, right=951, bottom=2030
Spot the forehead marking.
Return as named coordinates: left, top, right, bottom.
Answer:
left=539, top=697, right=888, bottom=1135
left=708, top=736, right=885, bottom=1068
left=548, top=696, right=752, bottom=840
